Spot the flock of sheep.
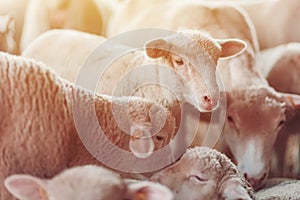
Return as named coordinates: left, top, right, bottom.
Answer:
left=1, top=0, right=300, bottom=199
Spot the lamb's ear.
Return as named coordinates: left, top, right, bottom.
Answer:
left=126, top=181, right=173, bottom=200
left=219, top=178, right=252, bottom=200
left=217, top=39, right=247, bottom=59
left=4, top=175, right=48, bottom=200
left=145, top=38, right=170, bottom=59
left=148, top=105, right=167, bottom=135
left=129, top=125, right=154, bottom=158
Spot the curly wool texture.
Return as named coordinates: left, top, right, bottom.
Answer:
left=0, top=52, right=176, bottom=199
left=183, top=147, right=255, bottom=198
left=151, top=146, right=256, bottom=200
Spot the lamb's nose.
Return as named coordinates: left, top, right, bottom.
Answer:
left=202, top=95, right=217, bottom=110
left=244, top=173, right=267, bottom=190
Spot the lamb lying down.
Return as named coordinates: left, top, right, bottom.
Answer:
left=4, top=165, right=173, bottom=200
left=150, top=146, right=255, bottom=200
left=254, top=178, right=300, bottom=200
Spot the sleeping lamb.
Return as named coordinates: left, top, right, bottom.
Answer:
left=150, top=146, right=256, bottom=200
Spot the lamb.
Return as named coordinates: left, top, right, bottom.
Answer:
left=22, top=29, right=246, bottom=113
left=254, top=178, right=300, bottom=200
left=254, top=43, right=300, bottom=179
left=20, top=0, right=103, bottom=51
left=4, top=165, right=173, bottom=200
left=105, top=0, right=300, bottom=190
left=150, top=146, right=255, bottom=200
left=0, top=52, right=177, bottom=199
left=0, top=15, right=16, bottom=54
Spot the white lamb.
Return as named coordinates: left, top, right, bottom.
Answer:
left=22, top=29, right=246, bottom=113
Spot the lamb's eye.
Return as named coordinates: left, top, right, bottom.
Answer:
left=175, top=59, right=184, bottom=66
left=156, top=135, right=164, bottom=141
left=227, top=116, right=234, bottom=123
left=189, top=175, right=208, bottom=182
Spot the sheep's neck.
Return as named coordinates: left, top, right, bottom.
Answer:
left=217, top=50, right=268, bottom=91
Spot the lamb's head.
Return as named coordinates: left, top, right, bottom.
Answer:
left=224, top=87, right=300, bottom=190
left=150, top=146, right=254, bottom=200
left=145, top=30, right=246, bottom=112
left=4, top=165, right=173, bottom=200
left=106, top=96, right=177, bottom=158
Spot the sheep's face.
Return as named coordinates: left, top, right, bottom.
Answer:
left=145, top=31, right=246, bottom=112
left=150, top=147, right=252, bottom=200
left=224, top=88, right=298, bottom=190
left=150, top=152, right=218, bottom=200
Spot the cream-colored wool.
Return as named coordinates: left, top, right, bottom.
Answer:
left=151, top=146, right=256, bottom=200
left=0, top=52, right=176, bottom=199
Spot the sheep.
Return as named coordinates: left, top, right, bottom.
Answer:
left=0, top=0, right=28, bottom=54
left=150, top=146, right=255, bottom=200
left=105, top=0, right=300, bottom=190
left=254, top=43, right=300, bottom=179
left=22, top=30, right=245, bottom=111
left=4, top=165, right=174, bottom=200
left=0, top=15, right=16, bottom=54
left=254, top=178, right=300, bottom=200
left=20, top=0, right=103, bottom=51
left=22, top=29, right=246, bottom=113
left=21, top=29, right=247, bottom=164
left=0, top=52, right=177, bottom=199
